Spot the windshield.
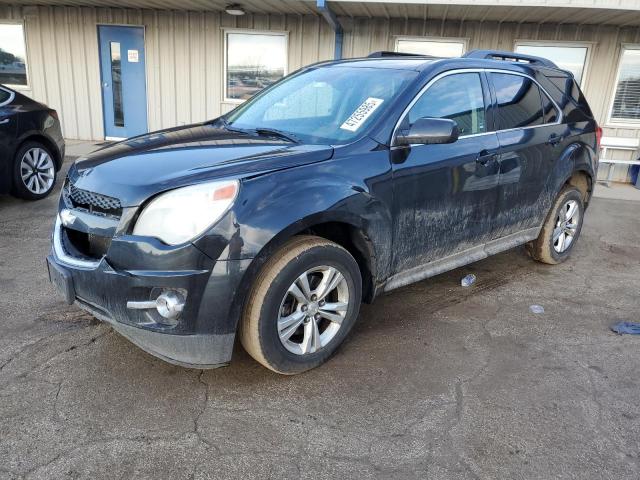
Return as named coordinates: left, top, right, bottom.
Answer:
left=225, top=65, right=418, bottom=145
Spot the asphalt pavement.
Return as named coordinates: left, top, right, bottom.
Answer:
left=1, top=160, right=639, bottom=479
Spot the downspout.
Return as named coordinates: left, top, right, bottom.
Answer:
left=316, top=0, right=343, bottom=60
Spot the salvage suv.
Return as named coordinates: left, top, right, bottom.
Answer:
left=47, top=50, right=599, bottom=374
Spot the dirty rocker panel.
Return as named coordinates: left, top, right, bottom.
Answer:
left=383, top=227, right=541, bottom=292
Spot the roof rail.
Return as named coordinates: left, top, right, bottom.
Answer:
left=463, top=49, right=559, bottom=69
left=367, top=51, right=436, bottom=58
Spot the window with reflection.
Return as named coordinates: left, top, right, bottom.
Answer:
left=225, top=31, right=287, bottom=101
left=491, top=73, right=544, bottom=130
left=407, top=73, right=486, bottom=136
left=0, top=24, right=28, bottom=86
left=0, top=87, right=11, bottom=104
left=610, top=47, right=640, bottom=123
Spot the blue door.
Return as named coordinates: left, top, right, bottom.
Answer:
left=98, top=26, right=148, bottom=139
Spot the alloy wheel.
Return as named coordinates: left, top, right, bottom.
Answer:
left=277, top=265, right=350, bottom=355
left=552, top=199, right=580, bottom=253
left=20, top=147, right=55, bottom=195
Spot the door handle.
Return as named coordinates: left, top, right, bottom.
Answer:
left=0, top=118, right=9, bottom=125
left=476, top=150, right=496, bottom=166
left=547, top=134, right=563, bottom=146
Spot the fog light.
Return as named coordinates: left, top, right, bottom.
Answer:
left=127, top=289, right=186, bottom=323
left=155, top=290, right=185, bottom=320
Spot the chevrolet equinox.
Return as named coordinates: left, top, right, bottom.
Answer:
left=47, top=50, right=599, bottom=374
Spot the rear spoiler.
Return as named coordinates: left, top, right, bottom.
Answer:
left=463, top=50, right=559, bottom=69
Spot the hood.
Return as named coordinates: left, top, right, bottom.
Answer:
left=69, top=123, right=334, bottom=207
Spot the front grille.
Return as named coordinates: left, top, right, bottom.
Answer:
left=64, top=180, right=122, bottom=218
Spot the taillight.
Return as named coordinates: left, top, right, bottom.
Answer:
left=49, top=110, right=59, bottom=121
left=595, top=126, right=603, bottom=150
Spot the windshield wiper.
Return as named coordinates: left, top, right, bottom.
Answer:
left=215, top=117, right=250, bottom=135
left=253, top=128, right=300, bottom=143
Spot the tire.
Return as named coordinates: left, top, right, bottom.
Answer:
left=12, top=141, right=58, bottom=200
left=240, top=235, right=362, bottom=374
left=527, top=186, right=584, bottom=265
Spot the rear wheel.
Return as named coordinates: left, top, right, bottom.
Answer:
left=12, top=141, right=57, bottom=200
left=527, top=186, right=584, bottom=264
left=240, top=235, right=362, bottom=374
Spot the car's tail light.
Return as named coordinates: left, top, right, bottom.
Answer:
left=49, top=110, right=59, bottom=121
left=596, top=126, right=603, bottom=150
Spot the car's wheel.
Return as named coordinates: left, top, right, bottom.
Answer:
left=240, top=235, right=362, bottom=374
left=12, top=141, right=57, bottom=200
left=527, top=186, right=584, bottom=264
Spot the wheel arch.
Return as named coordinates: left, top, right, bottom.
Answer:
left=15, top=133, right=63, bottom=170
left=564, top=169, right=593, bottom=207
left=226, top=212, right=380, bottom=338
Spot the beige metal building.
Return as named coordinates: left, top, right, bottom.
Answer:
left=2, top=0, right=640, bottom=182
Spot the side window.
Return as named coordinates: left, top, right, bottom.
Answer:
left=491, top=73, right=544, bottom=129
left=407, top=72, right=486, bottom=136
left=540, top=89, right=559, bottom=124
left=0, top=88, right=11, bottom=105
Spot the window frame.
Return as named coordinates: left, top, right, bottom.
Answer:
left=394, top=36, right=468, bottom=58
left=223, top=28, right=289, bottom=104
left=607, top=43, right=640, bottom=128
left=513, top=40, right=592, bottom=89
left=0, top=85, right=15, bottom=106
left=392, top=68, right=562, bottom=147
left=0, top=20, right=30, bottom=90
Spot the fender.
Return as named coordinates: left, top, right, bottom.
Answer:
left=194, top=151, right=395, bottom=332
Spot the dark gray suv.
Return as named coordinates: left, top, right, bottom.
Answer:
left=48, top=50, right=599, bottom=374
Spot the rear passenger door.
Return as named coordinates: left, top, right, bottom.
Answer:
left=390, top=71, right=501, bottom=273
left=489, top=71, right=563, bottom=238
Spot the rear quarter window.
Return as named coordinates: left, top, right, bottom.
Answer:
left=545, top=74, right=594, bottom=119
left=491, top=72, right=544, bottom=130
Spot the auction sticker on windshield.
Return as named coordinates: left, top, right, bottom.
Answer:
left=340, top=98, right=384, bottom=132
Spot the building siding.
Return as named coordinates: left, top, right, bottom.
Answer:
left=1, top=4, right=639, bottom=181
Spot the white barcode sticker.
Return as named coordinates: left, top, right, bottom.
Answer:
left=340, top=97, right=384, bottom=132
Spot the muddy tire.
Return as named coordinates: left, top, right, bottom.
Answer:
left=527, top=186, right=584, bottom=265
left=240, top=235, right=362, bottom=375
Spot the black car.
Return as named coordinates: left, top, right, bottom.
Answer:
left=47, top=50, right=599, bottom=374
left=0, top=85, right=65, bottom=200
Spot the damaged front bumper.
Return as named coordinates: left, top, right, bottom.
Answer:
left=48, top=216, right=250, bottom=369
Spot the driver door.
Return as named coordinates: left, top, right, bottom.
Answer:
left=390, top=71, right=501, bottom=274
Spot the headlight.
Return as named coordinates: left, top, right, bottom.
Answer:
left=133, top=180, right=239, bottom=245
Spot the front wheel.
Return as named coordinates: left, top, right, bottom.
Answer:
left=527, top=186, right=585, bottom=264
left=240, top=235, right=362, bottom=374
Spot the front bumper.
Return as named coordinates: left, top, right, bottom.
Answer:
left=49, top=216, right=251, bottom=369
left=75, top=297, right=234, bottom=368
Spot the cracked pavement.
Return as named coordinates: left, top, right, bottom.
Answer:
left=1, top=160, right=639, bottom=479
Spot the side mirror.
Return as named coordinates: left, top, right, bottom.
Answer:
left=395, top=117, right=459, bottom=146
